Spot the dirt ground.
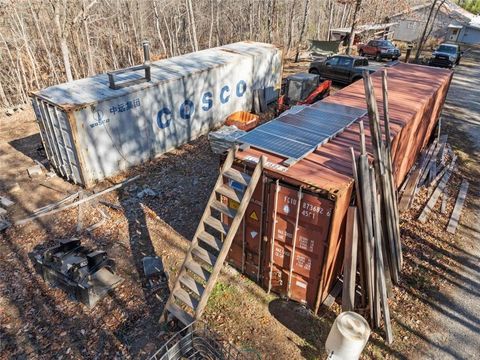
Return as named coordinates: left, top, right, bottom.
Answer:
left=0, top=50, right=478, bottom=360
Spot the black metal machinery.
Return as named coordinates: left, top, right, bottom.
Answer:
left=32, top=238, right=123, bottom=308
left=277, top=72, right=331, bottom=113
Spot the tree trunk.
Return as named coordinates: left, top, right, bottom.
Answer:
left=83, top=19, right=95, bottom=75
left=415, top=0, right=439, bottom=62
left=109, top=37, right=119, bottom=69
left=0, top=32, right=26, bottom=103
left=267, top=0, right=272, bottom=43
left=215, top=0, right=221, bottom=45
left=208, top=0, right=215, bottom=47
left=346, top=0, right=362, bottom=55
left=17, top=50, right=30, bottom=102
left=159, top=6, right=175, bottom=56
left=340, top=3, right=348, bottom=28
left=425, top=1, right=446, bottom=45
left=286, top=0, right=294, bottom=54
left=327, top=0, right=334, bottom=41
left=248, top=0, right=253, bottom=39
left=29, top=0, right=59, bottom=83
left=0, top=80, right=9, bottom=107
left=153, top=0, right=168, bottom=56
left=53, top=0, right=73, bottom=82
left=294, top=0, right=310, bottom=62
left=186, top=0, right=199, bottom=51
left=13, top=8, right=41, bottom=89
left=128, top=2, right=139, bottom=50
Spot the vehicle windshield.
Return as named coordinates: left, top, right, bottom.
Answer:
left=437, top=45, right=456, bottom=54
left=378, top=40, right=394, bottom=48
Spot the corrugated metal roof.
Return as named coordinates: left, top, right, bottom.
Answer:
left=33, top=41, right=274, bottom=107
left=236, top=63, right=452, bottom=197
left=330, top=22, right=398, bottom=34
left=389, top=1, right=474, bottom=22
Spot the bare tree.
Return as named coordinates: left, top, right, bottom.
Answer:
left=0, top=0, right=411, bottom=106
left=73, top=0, right=98, bottom=76
left=153, top=0, right=169, bottom=56
left=186, top=0, right=199, bottom=51
left=295, top=0, right=310, bottom=62
left=346, top=0, right=362, bottom=55
left=415, top=0, right=439, bottom=62
left=52, top=0, right=74, bottom=82
left=424, top=0, right=447, bottom=47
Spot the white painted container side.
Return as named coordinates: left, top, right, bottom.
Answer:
left=30, top=42, right=282, bottom=187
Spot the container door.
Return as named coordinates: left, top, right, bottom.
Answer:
left=224, top=164, right=266, bottom=282
left=263, top=183, right=334, bottom=309
left=31, top=96, right=83, bottom=184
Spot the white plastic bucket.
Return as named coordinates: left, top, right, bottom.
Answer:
left=325, top=311, right=371, bottom=360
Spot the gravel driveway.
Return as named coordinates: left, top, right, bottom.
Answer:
left=419, top=44, right=480, bottom=360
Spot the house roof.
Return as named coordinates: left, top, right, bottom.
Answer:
left=330, top=22, right=398, bottom=35
left=471, top=15, right=480, bottom=26
left=389, top=1, right=474, bottom=24
left=465, top=22, right=480, bottom=30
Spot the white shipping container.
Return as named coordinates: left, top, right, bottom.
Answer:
left=30, top=41, right=282, bottom=187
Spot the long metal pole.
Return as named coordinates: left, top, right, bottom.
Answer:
left=257, top=175, right=265, bottom=282
left=287, top=187, right=303, bottom=299
left=267, top=180, right=280, bottom=294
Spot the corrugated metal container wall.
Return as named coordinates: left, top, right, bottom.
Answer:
left=263, top=184, right=335, bottom=307
left=225, top=63, right=452, bottom=313
left=30, top=42, right=282, bottom=187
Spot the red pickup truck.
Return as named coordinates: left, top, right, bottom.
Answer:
left=358, top=40, right=401, bottom=61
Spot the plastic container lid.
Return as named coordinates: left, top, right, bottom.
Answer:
left=337, top=312, right=370, bottom=341
left=325, top=311, right=371, bottom=360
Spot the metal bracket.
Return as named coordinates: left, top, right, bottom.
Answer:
left=107, top=65, right=151, bottom=90
left=107, top=41, right=152, bottom=90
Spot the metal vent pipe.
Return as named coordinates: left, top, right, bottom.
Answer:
left=143, top=40, right=151, bottom=81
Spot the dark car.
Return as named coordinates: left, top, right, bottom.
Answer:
left=358, top=40, right=401, bottom=61
left=429, top=43, right=462, bottom=68
left=309, top=55, right=382, bottom=84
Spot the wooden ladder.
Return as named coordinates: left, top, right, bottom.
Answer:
left=162, top=147, right=265, bottom=326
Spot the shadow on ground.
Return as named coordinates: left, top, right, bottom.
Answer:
left=268, top=299, right=335, bottom=359
left=8, top=133, right=45, bottom=164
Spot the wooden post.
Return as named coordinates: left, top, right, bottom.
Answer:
left=447, top=179, right=469, bottom=234
left=76, top=191, right=85, bottom=233
left=382, top=69, right=403, bottom=270
left=381, top=69, right=392, bottom=153
left=370, top=166, right=394, bottom=344
left=350, top=147, right=368, bottom=312
left=358, top=123, right=375, bottom=324
left=441, top=188, right=448, bottom=215
left=418, top=159, right=456, bottom=224
left=414, top=140, right=439, bottom=195
left=342, top=206, right=359, bottom=312
left=363, top=71, right=399, bottom=283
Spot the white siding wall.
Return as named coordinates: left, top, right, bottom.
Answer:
left=391, top=7, right=468, bottom=42
left=459, top=26, right=480, bottom=44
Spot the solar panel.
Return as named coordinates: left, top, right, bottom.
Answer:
left=239, top=128, right=313, bottom=160
left=238, top=102, right=366, bottom=166
left=310, top=101, right=367, bottom=118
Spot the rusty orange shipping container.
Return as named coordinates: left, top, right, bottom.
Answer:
left=223, top=63, right=452, bottom=313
